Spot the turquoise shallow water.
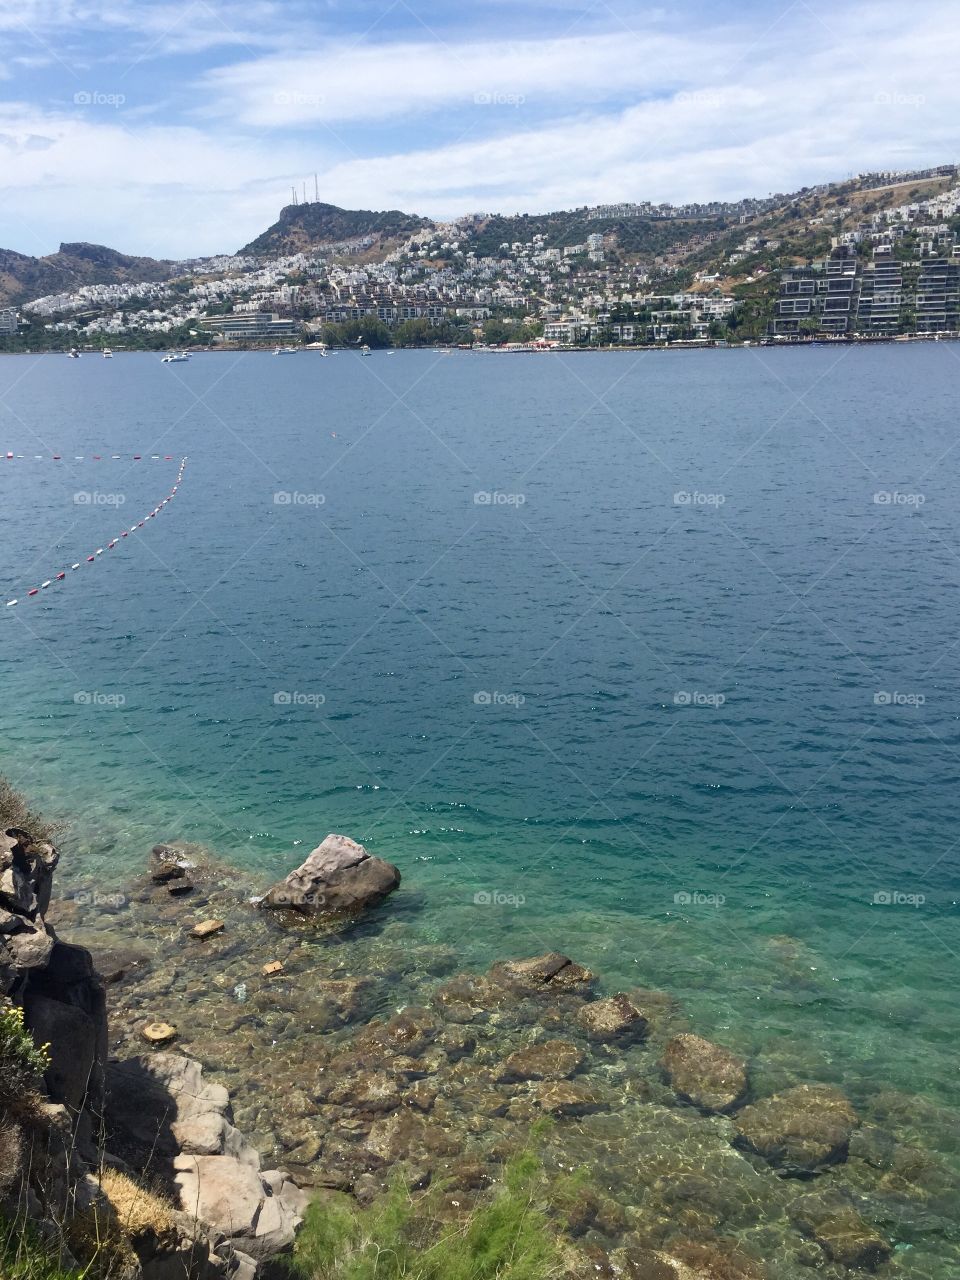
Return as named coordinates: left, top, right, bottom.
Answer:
left=1, top=344, right=959, bottom=1123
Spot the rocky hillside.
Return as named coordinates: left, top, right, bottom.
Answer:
left=238, top=201, right=433, bottom=256
left=0, top=242, right=175, bottom=308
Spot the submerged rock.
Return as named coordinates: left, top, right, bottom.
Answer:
left=789, top=1186, right=892, bottom=1269
left=488, top=952, right=595, bottom=994
left=661, top=1033, right=747, bottom=1113
left=496, top=1039, right=584, bottom=1082
left=260, top=833, right=400, bottom=919
left=577, top=993, right=648, bottom=1043
left=734, top=1083, right=858, bottom=1175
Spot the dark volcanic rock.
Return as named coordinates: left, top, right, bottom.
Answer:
left=789, top=1186, right=892, bottom=1269
left=661, top=1033, right=747, bottom=1113
left=734, top=1083, right=858, bottom=1175
left=260, top=833, right=400, bottom=919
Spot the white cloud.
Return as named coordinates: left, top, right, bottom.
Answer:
left=201, top=29, right=738, bottom=126
left=0, top=0, right=957, bottom=257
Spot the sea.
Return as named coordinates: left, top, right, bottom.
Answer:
left=1, top=344, right=959, bottom=1242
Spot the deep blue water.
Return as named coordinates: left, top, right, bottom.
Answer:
left=1, top=344, right=959, bottom=1111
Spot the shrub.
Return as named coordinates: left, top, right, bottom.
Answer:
left=0, top=1002, right=50, bottom=1115
left=0, top=780, right=65, bottom=846
left=291, top=1147, right=561, bottom=1280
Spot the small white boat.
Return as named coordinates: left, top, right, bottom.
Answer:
left=161, top=351, right=191, bottom=363
left=67, top=348, right=80, bottom=358
left=102, top=348, right=113, bottom=358
left=360, top=344, right=372, bottom=356
left=273, top=346, right=299, bottom=355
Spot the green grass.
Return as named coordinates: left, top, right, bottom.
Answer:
left=290, top=1149, right=562, bottom=1280
left=0, top=1215, right=89, bottom=1280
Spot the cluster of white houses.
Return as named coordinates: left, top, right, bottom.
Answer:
left=543, top=292, right=739, bottom=343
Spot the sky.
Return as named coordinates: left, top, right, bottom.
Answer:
left=0, top=0, right=957, bottom=259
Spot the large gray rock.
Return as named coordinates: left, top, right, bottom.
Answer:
left=108, top=1054, right=307, bottom=1265
left=260, top=834, right=400, bottom=919
left=0, top=828, right=60, bottom=992
left=173, top=1155, right=307, bottom=1261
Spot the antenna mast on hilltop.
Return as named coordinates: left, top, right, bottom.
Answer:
left=314, top=174, right=319, bottom=202
left=291, top=186, right=297, bottom=206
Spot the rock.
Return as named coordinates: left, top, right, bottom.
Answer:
left=531, top=1080, right=608, bottom=1116
left=576, top=994, right=648, bottom=1043
left=734, top=1083, right=858, bottom=1174
left=364, top=1110, right=457, bottom=1163
left=789, top=1187, right=892, bottom=1269
left=488, top=952, right=595, bottom=994
left=260, top=833, right=401, bottom=919
left=142, top=1021, right=178, bottom=1045
left=150, top=843, right=191, bottom=879
left=353, top=1006, right=439, bottom=1057
left=167, top=881, right=195, bottom=897
left=496, top=1039, right=584, bottom=1082
left=24, top=995, right=98, bottom=1111
left=661, top=1033, right=747, bottom=1113
left=191, top=920, right=225, bottom=939
left=262, top=960, right=284, bottom=976
left=173, top=1154, right=305, bottom=1261
left=618, top=1241, right=766, bottom=1279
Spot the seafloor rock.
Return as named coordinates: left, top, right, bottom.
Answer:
left=661, top=1033, right=747, bottom=1113
left=617, top=1239, right=767, bottom=1279
left=734, top=1083, right=858, bottom=1175
left=488, top=952, right=595, bottom=994
left=577, top=993, right=648, bottom=1043
left=530, top=1080, right=609, bottom=1116
left=496, top=1039, right=585, bottom=1082
left=788, top=1186, right=892, bottom=1269
left=260, top=833, right=400, bottom=919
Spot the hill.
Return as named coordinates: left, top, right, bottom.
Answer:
left=0, top=242, right=175, bottom=308
left=239, top=201, right=433, bottom=256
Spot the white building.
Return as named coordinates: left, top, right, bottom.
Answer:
left=0, top=307, right=18, bottom=336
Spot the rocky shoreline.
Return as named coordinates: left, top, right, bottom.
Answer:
left=6, top=827, right=960, bottom=1278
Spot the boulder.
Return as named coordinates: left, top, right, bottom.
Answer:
left=496, top=1039, right=584, bottom=1082
left=789, top=1187, right=892, bottom=1269
left=576, top=994, right=648, bottom=1043
left=108, top=1054, right=307, bottom=1264
left=260, top=834, right=400, bottom=919
left=734, top=1083, right=858, bottom=1174
left=661, top=1033, right=747, bottom=1113
left=173, top=1154, right=306, bottom=1261
left=488, top=952, right=594, bottom=994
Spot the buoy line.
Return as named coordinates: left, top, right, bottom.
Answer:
left=3, top=453, right=177, bottom=461
left=4, top=457, right=187, bottom=609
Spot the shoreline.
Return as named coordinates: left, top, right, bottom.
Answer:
left=3, top=333, right=959, bottom=357
left=30, top=830, right=960, bottom=1275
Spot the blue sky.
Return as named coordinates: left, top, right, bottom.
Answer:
left=0, top=0, right=956, bottom=258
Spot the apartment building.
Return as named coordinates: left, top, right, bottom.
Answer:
left=0, top=307, right=17, bottom=336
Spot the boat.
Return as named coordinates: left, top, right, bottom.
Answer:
left=360, top=344, right=372, bottom=356
left=67, top=348, right=80, bottom=358
left=102, top=348, right=113, bottom=358
left=273, top=346, right=299, bottom=355
left=161, top=352, right=191, bottom=363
